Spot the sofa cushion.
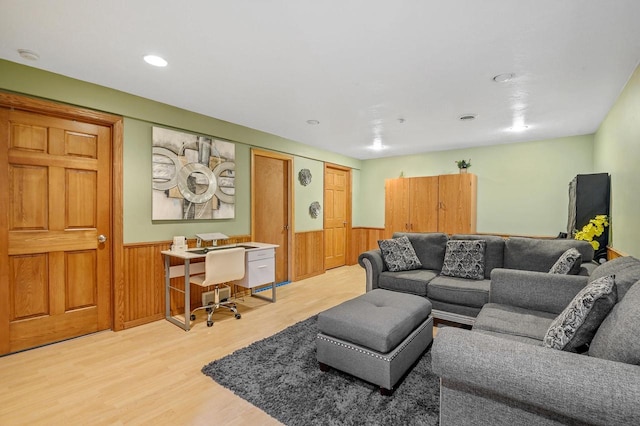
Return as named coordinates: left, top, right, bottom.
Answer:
left=473, top=328, right=547, bottom=346
left=542, top=275, right=617, bottom=352
left=379, top=269, right=438, bottom=296
left=589, top=279, right=640, bottom=364
left=452, top=234, right=505, bottom=279
left=441, top=240, right=486, bottom=280
left=393, top=232, right=448, bottom=271
left=378, top=235, right=422, bottom=272
left=549, top=248, right=582, bottom=274
left=589, top=256, right=640, bottom=300
left=474, top=303, right=556, bottom=342
left=504, top=237, right=594, bottom=273
left=427, top=276, right=490, bottom=308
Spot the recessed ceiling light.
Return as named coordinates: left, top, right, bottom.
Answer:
left=144, top=55, right=168, bottom=67
left=493, top=73, right=515, bottom=83
left=370, top=137, right=385, bottom=151
left=509, top=124, right=529, bottom=132
left=18, top=49, right=39, bottom=61
left=306, top=119, right=320, bottom=125
left=459, top=114, right=477, bottom=121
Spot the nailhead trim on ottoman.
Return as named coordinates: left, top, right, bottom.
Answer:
left=316, top=289, right=433, bottom=393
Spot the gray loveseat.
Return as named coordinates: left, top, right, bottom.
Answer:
left=358, top=232, right=595, bottom=324
left=432, top=255, right=640, bottom=425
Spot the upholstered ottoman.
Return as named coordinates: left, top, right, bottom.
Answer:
left=316, top=289, right=433, bottom=395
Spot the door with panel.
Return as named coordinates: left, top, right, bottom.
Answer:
left=0, top=108, right=112, bottom=354
left=384, top=176, right=438, bottom=236
left=252, top=151, right=290, bottom=284
left=384, top=178, right=410, bottom=237
left=324, top=165, right=350, bottom=270
left=438, top=173, right=477, bottom=235
left=409, top=176, right=439, bottom=232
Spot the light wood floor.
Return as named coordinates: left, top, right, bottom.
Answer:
left=0, top=265, right=370, bottom=425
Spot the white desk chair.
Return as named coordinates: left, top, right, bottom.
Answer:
left=189, top=247, right=245, bottom=327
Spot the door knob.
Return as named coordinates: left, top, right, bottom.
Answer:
left=98, top=234, right=107, bottom=243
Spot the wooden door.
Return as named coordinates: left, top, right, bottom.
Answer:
left=409, top=176, right=439, bottom=232
left=252, top=151, right=290, bottom=284
left=0, top=108, right=112, bottom=354
left=438, top=173, right=477, bottom=235
left=324, top=165, right=350, bottom=270
left=384, top=178, right=410, bottom=237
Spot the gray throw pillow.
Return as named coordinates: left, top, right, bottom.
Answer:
left=549, top=248, right=582, bottom=274
left=440, top=240, right=486, bottom=280
left=378, top=236, right=422, bottom=272
left=543, top=274, right=617, bottom=352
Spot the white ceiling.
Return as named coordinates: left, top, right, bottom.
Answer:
left=2, top=1, right=640, bottom=160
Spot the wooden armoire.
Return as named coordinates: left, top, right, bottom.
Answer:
left=385, top=173, right=477, bottom=237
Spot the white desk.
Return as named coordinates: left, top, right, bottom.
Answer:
left=161, top=242, right=278, bottom=331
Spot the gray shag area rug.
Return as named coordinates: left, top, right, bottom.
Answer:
left=202, top=315, right=439, bottom=425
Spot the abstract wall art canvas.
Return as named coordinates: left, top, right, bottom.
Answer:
left=152, top=127, right=236, bottom=220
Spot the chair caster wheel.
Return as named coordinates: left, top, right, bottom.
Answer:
left=190, top=314, right=196, bottom=321
left=207, top=321, right=214, bottom=327
left=235, top=314, right=241, bottom=319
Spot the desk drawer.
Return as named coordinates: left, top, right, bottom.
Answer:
left=247, top=259, right=275, bottom=287
left=246, top=248, right=274, bottom=262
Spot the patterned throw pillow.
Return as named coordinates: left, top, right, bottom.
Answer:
left=440, top=240, right=486, bottom=280
left=549, top=248, right=582, bottom=274
left=378, top=236, right=422, bottom=272
left=543, top=274, right=617, bottom=352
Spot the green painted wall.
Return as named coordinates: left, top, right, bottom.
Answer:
left=3, top=58, right=639, bottom=256
left=123, top=119, right=252, bottom=241
left=594, top=65, right=640, bottom=257
left=0, top=60, right=360, bottom=243
left=294, top=157, right=325, bottom=232
left=357, top=135, right=595, bottom=236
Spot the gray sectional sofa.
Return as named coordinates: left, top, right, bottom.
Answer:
left=432, top=255, right=640, bottom=425
left=358, top=232, right=595, bottom=324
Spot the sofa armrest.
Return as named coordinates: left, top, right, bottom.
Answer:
left=490, top=268, right=588, bottom=314
left=432, top=328, right=640, bottom=425
left=358, top=249, right=386, bottom=291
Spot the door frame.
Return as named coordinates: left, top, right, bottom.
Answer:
left=250, top=148, right=293, bottom=282
left=0, top=92, right=124, bottom=350
left=323, top=163, right=352, bottom=269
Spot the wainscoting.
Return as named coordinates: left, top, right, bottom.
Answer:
left=119, top=236, right=251, bottom=330
left=294, top=231, right=324, bottom=280
left=120, top=228, right=618, bottom=330
left=607, top=246, right=626, bottom=260
left=118, top=229, right=384, bottom=330
left=348, top=227, right=386, bottom=265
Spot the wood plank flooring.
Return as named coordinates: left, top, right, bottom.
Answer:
left=0, top=265, right=368, bottom=425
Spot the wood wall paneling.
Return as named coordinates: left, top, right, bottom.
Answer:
left=348, top=227, right=386, bottom=265
left=121, top=236, right=251, bottom=329
left=607, top=246, right=626, bottom=260
left=293, top=231, right=324, bottom=281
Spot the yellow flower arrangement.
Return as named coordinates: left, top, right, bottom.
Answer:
left=574, top=215, right=609, bottom=250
